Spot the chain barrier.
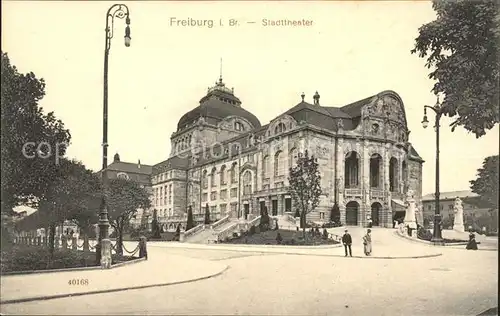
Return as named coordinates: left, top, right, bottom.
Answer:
left=122, top=243, right=140, bottom=255
left=77, top=239, right=85, bottom=248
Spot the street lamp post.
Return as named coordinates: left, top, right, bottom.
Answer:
left=98, top=4, right=131, bottom=268
left=421, top=96, right=444, bottom=245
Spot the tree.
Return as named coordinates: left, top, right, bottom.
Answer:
left=411, top=0, right=500, bottom=138
left=259, top=206, right=270, bottom=231
left=186, top=206, right=194, bottom=231
left=330, top=202, right=340, bottom=224
left=204, top=203, right=210, bottom=224
left=33, top=159, right=100, bottom=256
left=1, top=52, right=71, bottom=214
left=106, top=178, right=151, bottom=256
left=150, top=209, right=161, bottom=239
left=470, top=155, right=499, bottom=210
left=288, top=150, right=322, bottom=238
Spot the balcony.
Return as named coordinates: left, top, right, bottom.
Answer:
left=370, top=189, right=385, bottom=198
left=344, top=188, right=362, bottom=198
left=253, top=186, right=290, bottom=197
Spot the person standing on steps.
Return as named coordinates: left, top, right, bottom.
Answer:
left=342, top=229, right=352, bottom=257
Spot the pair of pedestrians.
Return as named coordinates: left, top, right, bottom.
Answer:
left=342, top=229, right=372, bottom=257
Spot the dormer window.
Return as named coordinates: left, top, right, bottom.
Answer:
left=117, top=172, right=130, bottom=180
left=275, top=122, right=286, bottom=134
left=235, top=121, right=244, bottom=131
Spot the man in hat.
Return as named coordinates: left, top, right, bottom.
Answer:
left=342, top=229, right=352, bottom=257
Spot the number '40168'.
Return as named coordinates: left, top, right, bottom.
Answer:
left=68, top=279, right=89, bottom=285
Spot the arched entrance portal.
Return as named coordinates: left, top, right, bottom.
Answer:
left=345, top=201, right=359, bottom=226
left=371, top=202, right=382, bottom=226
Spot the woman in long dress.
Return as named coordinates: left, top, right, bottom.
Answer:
left=363, top=229, right=372, bottom=256
left=466, top=230, right=478, bottom=250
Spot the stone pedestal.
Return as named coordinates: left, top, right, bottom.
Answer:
left=100, top=239, right=112, bottom=269
left=453, top=224, right=465, bottom=233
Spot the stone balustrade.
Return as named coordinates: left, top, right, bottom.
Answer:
left=214, top=222, right=239, bottom=242
left=180, top=223, right=206, bottom=242
left=210, top=215, right=230, bottom=230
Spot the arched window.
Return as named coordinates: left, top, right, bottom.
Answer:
left=220, top=165, right=227, bottom=185
left=274, top=151, right=283, bottom=176
left=210, top=167, right=217, bottom=187
left=230, top=162, right=237, bottom=183
left=243, top=171, right=252, bottom=195
left=344, top=151, right=359, bottom=188
left=370, top=154, right=382, bottom=188
left=262, top=155, right=269, bottom=178
left=390, top=158, right=399, bottom=192
left=274, top=122, right=286, bottom=134
left=402, top=160, right=408, bottom=192
left=289, top=148, right=298, bottom=168
left=202, top=170, right=208, bottom=189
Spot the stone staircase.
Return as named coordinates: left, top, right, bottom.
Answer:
left=183, top=216, right=240, bottom=244
left=273, top=214, right=298, bottom=230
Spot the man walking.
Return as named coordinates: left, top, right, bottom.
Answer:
left=342, top=229, right=352, bottom=257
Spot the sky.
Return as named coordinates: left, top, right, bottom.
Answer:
left=2, top=1, right=499, bottom=196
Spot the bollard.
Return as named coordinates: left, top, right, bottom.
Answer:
left=72, top=237, right=78, bottom=250
left=139, top=236, right=148, bottom=260
left=37, top=236, right=42, bottom=246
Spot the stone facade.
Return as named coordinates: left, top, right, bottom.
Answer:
left=145, top=80, right=425, bottom=228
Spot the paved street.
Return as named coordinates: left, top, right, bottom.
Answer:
left=1, top=228, right=497, bottom=315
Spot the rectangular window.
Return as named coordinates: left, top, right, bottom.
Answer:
left=202, top=193, right=208, bottom=202
left=164, top=185, right=167, bottom=205
left=210, top=206, right=217, bottom=214
left=220, top=204, right=227, bottom=215
left=230, top=188, right=238, bottom=198
left=428, top=205, right=432, bottom=211
left=231, top=203, right=237, bottom=213
left=220, top=189, right=227, bottom=200
left=210, top=191, right=217, bottom=201
left=168, top=185, right=172, bottom=204
left=448, top=205, right=453, bottom=210
left=320, top=212, right=325, bottom=220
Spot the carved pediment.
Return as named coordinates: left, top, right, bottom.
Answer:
left=362, top=95, right=406, bottom=126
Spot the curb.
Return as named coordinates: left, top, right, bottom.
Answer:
left=395, top=231, right=497, bottom=251
left=1, top=257, right=146, bottom=276
left=0, top=265, right=229, bottom=305
left=150, top=242, right=343, bottom=250
left=149, top=243, right=441, bottom=260
left=395, top=230, right=469, bottom=246
left=277, top=252, right=443, bottom=259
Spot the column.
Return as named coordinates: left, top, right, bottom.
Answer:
left=361, top=140, right=370, bottom=227
left=384, top=144, right=391, bottom=227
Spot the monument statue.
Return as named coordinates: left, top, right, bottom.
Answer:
left=453, top=197, right=465, bottom=232
left=403, top=189, right=417, bottom=230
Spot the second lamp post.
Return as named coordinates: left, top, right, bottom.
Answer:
left=421, top=96, right=445, bottom=245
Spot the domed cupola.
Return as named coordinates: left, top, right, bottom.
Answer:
left=176, top=75, right=261, bottom=131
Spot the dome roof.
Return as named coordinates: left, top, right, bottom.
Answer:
left=177, top=78, right=261, bottom=131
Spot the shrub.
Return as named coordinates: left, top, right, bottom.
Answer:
left=417, top=227, right=433, bottom=241
left=232, top=232, right=238, bottom=238
left=322, top=229, right=328, bottom=240
left=249, top=226, right=256, bottom=235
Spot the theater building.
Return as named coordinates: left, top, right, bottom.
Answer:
left=145, top=76, right=424, bottom=228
